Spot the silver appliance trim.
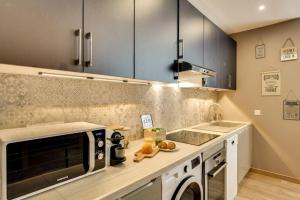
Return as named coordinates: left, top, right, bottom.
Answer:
left=175, top=61, right=216, bottom=78
left=173, top=176, right=203, bottom=200
left=87, top=131, right=96, bottom=173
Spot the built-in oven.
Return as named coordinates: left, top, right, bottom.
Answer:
left=0, top=122, right=107, bottom=200
left=203, top=145, right=226, bottom=200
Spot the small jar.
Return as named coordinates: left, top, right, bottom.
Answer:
left=144, top=137, right=155, bottom=149
left=144, top=129, right=156, bottom=146
left=154, top=128, right=166, bottom=146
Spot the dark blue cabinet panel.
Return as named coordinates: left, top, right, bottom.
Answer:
left=220, top=34, right=236, bottom=90
left=135, top=0, right=177, bottom=83
left=83, top=0, right=134, bottom=78
left=0, top=0, right=83, bottom=72
left=179, top=0, right=204, bottom=67
left=202, top=16, right=236, bottom=90
left=203, top=17, right=221, bottom=88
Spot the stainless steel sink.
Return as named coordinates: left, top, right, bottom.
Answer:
left=209, top=121, right=243, bottom=127
left=193, top=121, right=245, bottom=133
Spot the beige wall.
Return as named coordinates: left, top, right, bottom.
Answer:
left=219, top=19, right=300, bottom=178
left=0, top=72, right=217, bottom=140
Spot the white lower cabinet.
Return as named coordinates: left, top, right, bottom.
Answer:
left=237, top=125, right=252, bottom=184
left=225, top=134, right=238, bottom=200
left=226, top=125, right=253, bottom=200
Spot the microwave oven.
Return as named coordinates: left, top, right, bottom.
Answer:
left=0, top=122, right=107, bottom=200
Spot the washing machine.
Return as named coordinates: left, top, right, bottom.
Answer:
left=162, top=156, right=203, bottom=200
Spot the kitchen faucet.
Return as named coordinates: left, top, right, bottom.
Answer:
left=208, top=103, right=223, bottom=121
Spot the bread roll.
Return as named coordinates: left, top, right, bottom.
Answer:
left=158, top=141, right=168, bottom=149
left=167, top=142, right=176, bottom=150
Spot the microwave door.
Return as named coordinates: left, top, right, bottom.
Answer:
left=6, top=132, right=90, bottom=200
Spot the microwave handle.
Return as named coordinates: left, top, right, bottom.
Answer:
left=86, top=131, right=95, bottom=172
left=208, top=162, right=227, bottom=178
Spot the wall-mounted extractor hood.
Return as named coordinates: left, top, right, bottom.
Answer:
left=174, top=60, right=216, bottom=86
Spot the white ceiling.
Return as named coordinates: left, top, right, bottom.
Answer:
left=188, top=0, right=300, bottom=34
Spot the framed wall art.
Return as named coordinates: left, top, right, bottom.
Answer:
left=283, top=100, right=300, bottom=120
left=261, top=70, right=281, bottom=96
left=283, top=90, right=300, bottom=120
left=281, top=38, right=298, bottom=61
left=255, top=44, right=265, bottom=59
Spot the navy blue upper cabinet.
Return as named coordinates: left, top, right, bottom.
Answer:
left=0, top=0, right=236, bottom=87
left=0, top=0, right=83, bottom=72
left=220, top=34, right=237, bottom=90
left=84, top=0, right=134, bottom=78
left=228, top=37, right=237, bottom=90
left=202, top=16, right=237, bottom=89
left=203, top=17, right=221, bottom=88
left=135, top=0, right=177, bottom=83
left=179, top=0, right=204, bottom=67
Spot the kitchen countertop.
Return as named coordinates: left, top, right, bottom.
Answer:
left=27, top=121, right=251, bottom=200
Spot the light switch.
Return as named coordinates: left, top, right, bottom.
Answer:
left=254, top=110, right=262, bottom=116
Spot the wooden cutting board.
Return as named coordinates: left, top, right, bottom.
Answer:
left=133, top=147, right=160, bottom=162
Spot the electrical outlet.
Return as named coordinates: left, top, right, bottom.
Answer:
left=254, top=110, right=262, bottom=116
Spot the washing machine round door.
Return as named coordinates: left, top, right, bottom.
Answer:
left=172, top=176, right=203, bottom=200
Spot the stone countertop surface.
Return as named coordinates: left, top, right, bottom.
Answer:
left=27, top=121, right=251, bottom=200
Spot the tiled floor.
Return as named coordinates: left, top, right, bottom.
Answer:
left=236, top=172, right=300, bottom=200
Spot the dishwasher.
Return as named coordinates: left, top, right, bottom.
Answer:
left=202, top=143, right=226, bottom=200
left=120, top=177, right=162, bottom=200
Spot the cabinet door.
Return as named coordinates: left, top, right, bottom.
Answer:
left=227, top=37, right=237, bottom=90
left=179, top=0, right=204, bottom=67
left=0, top=0, right=83, bottom=72
left=84, top=0, right=134, bottom=78
left=237, top=126, right=252, bottom=184
left=220, top=34, right=237, bottom=90
left=226, top=134, right=238, bottom=200
left=135, top=0, right=177, bottom=83
left=203, top=17, right=220, bottom=88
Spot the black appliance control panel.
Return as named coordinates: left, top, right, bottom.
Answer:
left=92, top=129, right=106, bottom=171
left=191, top=156, right=201, bottom=169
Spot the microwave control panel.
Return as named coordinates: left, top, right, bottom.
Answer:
left=92, top=129, right=106, bottom=171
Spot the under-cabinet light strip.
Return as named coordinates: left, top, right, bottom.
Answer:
left=38, top=72, right=87, bottom=80
left=38, top=72, right=151, bottom=85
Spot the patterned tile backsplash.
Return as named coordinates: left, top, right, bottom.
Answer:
left=0, top=73, right=217, bottom=140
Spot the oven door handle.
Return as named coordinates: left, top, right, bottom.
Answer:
left=208, top=162, right=227, bottom=178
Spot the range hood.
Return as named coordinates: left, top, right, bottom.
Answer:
left=174, top=61, right=216, bottom=86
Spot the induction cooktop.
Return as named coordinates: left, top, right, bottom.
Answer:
left=166, top=130, right=219, bottom=146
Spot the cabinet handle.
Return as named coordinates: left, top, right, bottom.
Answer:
left=228, top=74, right=232, bottom=88
left=231, top=140, right=235, bottom=145
left=120, top=178, right=157, bottom=199
left=85, top=32, right=93, bottom=67
left=178, top=39, right=184, bottom=59
left=74, top=29, right=82, bottom=65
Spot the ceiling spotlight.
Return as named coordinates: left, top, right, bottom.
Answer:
left=258, top=5, right=265, bottom=11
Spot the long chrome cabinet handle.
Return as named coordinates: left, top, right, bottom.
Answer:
left=85, top=32, right=93, bottom=67
left=178, top=39, right=184, bottom=59
left=228, top=74, right=232, bottom=88
left=74, top=29, right=82, bottom=65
